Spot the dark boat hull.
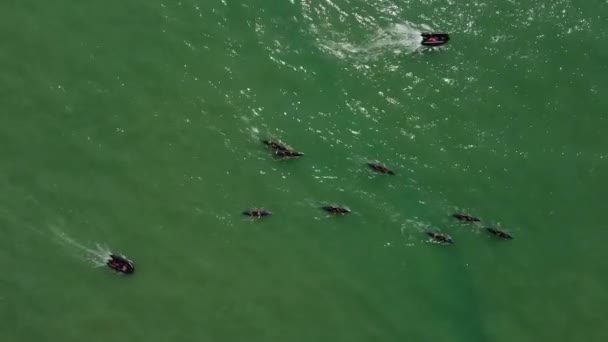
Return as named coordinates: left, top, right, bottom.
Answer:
left=421, top=33, right=450, bottom=47
left=322, top=206, right=351, bottom=214
left=107, top=255, right=135, bottom=274
left=367, top=162, right=395, bottom=175
left=263, top=139, right=303, bottom=158
left=452, top=213, right=480, bottom=223
left=485, top=227, right=513, bottom=240
left=426, top=232, right=454, bottom=244
left=243, top=209, right=272, bottom=217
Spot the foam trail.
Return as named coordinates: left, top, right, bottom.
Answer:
left=50, top=226, right=112, bottom=267
left=367, top=22, right=423, bottom=53
left=320, top=22, right=425, bottom=61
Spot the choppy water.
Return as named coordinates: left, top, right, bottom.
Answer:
left=1, top=1, right=607, bottom=341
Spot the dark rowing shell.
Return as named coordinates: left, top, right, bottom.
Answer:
left=262, top=139, right=290, bottom=151
left=322, top=206, right=351, bottom=214
left=485, top=227, right=513, bottom=240
left=367, top=162, right=395, bottom=175
left=243, top=209, right=272, bottom=217
left=426, top=231, right=454, bottom=244
left=262, top=139, right=303, bottom=158
left=275, top=149, right=304, bottom=158
left=452, top=213, right=481, bottom=223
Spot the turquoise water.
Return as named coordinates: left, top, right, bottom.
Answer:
left=1, top=1, right=607, bottom=341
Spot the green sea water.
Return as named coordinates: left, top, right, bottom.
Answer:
left=1, top=0, right=607, bottom=341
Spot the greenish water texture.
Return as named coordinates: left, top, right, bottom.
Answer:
left=1, top=0, right=607, bottom=341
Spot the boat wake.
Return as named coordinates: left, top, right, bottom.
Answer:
left=319, top=22, right=427, bottom=61
left=50, top=226, right=112, bottom=267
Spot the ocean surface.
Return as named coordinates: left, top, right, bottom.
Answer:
left=1, top=1, right=607, bottom=341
